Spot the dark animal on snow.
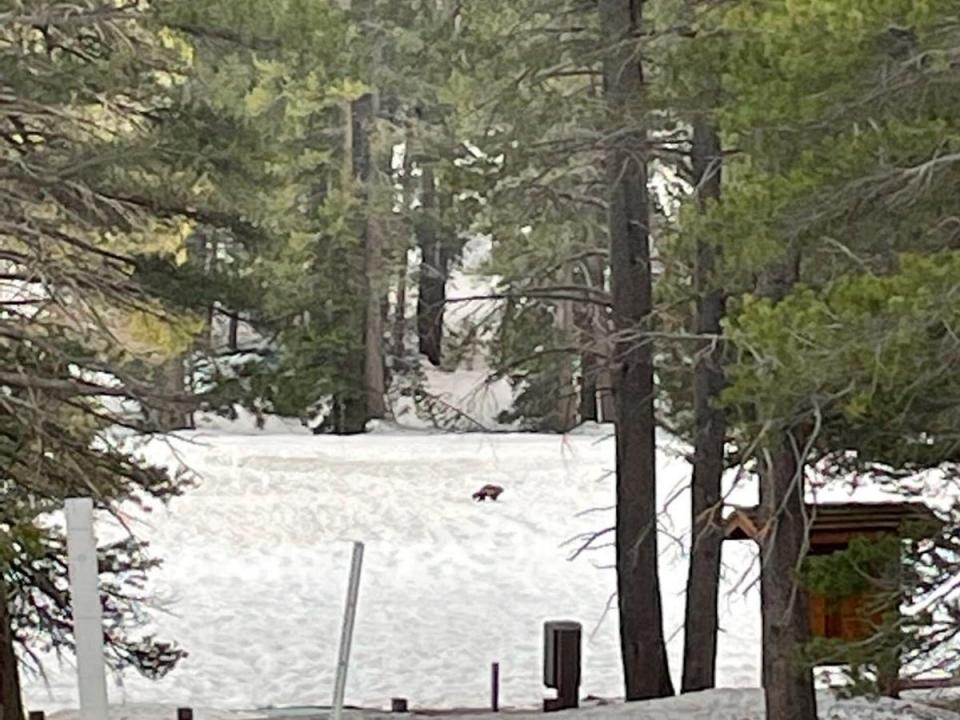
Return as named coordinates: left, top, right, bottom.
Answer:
left=472, top=484, right=504, bottom=502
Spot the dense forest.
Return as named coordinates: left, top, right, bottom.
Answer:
left=3, top=1, right=960, bottom=719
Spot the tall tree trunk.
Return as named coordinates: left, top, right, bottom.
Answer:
left=583, top=79, right=613, bottom=426
left=392, top=253, right=408, bottom=360
left=206, top=234, right=219, bottom=348
left=681, top=117, right=726, bottom=693
left=352, top=90, right=387, bottom=421
left=599, top=0, right=674, bottom=700
left=227, top=313, right=239, bottom=352
left=0, top=577, right=24, bottom=720
left=756, top=249, right=816, bottom=720
left=760, top=433, right=817, bottom=720
left=150, top=356, right=188, bottom=431
left=553, top=270, right=578, bottom=432
left=597, top=350, right=616, bottom=422
left=416, top=166, right=446, bottom=366
left=575, top=255, right=607, bottom=423
left=392, top=144, right=415, bottom=363
left=365, top=9, right=388, bottom=420
left=363, top=222, right=386, bottom=419
left=578, top=347, right=599, bottom=422
left=589, top=255, right=616, bottom=423
left=323, top=96, right=371, bottom=435
left=183, top=229, right=210, bottom=429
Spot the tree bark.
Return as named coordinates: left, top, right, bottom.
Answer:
left=227, top=313, right=239, bottom=352
left=754, top=247, right=815, bottom=720
left=317, top=99, right=362, bottom=434
left=597, top=361, right=616, bottom=422
left=575, top=255, right=608, bottom=424
left=681, top=117, right=726, bottom=693
left=363, top=225, right=387, bottom=419
left=149, top=356, right=189, bottom=431
left=352, top=91, right=387, bottom=421
left=760, top=434, right=817, bottom=720
left=416, top=166, right=446, bottom=366
left=578, top=348, right=599, bottom=422
left=553, top=267, right=579, bottom=432
left=392, top=249, right=408, bottom=361
left=322, top=95, right=372, bottom=435
left=599, top=0, right=674, bottom=700
left=392, top=145, right=414, bottom=362
left=589, top=256, right=616, bottom=424
left=0, top=577, right=24, bottom=720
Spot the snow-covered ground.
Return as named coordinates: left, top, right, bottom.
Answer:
left=22, top=419, right=765, bottom=715
left=40, top=688, right=960, bottom=720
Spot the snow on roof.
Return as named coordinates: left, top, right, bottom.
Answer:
left=724, top=501, right=942, bottom=541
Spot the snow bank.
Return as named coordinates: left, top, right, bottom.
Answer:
left=43, top=689, right=960, bottom=720
left=48, top=705, right=260, bottom=720
left=408, top=690, right=960, bottom=720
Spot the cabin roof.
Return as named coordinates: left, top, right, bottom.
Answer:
left=723, top=501, right=940, bottom=542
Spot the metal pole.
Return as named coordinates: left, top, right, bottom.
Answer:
left=332, top=541, right=364, bottom=720
left=64, top=498, right=109, bottom=720
left=491, top=662, right=500, bottom=712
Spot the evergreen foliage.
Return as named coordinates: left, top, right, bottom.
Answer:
left=6, top=0, right=960, bottom=713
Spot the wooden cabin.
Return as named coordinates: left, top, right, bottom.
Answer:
left=723, top=501, right=939, bottom=644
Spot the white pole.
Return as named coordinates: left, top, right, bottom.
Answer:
left=65, top=497, right=109, bottom=720
left=332, top=541, right=364, bottom=720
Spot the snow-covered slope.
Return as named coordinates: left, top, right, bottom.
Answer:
left=405, top=235, right=516, bottom=431
left=22, top=424, right=763, bottom=714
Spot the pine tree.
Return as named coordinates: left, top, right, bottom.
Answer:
left=442, top=0, right=615, bottom=431
left=656, top=0, right=960, bottom=714
left=0, top=0, right=248, bottom=712
left=599, top=0, right=674, bottom=700
left=681, top=113, right=726, bottom=694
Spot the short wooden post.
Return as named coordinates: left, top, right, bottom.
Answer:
left=177, top=708, right=194, bottom=720
left=28, top=712, right=45, bottom=720
left=491, top=662, right=500, bottom=712
left=391, top=698, right=408, bottom=713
